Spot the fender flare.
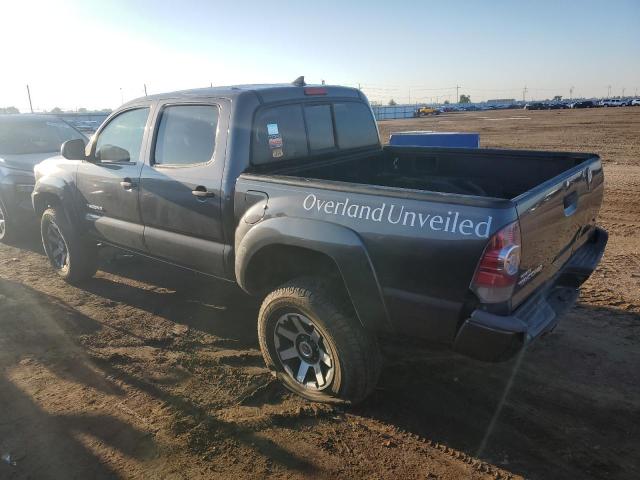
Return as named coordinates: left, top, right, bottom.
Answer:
left=32, top=176, right=79, bottom=224
left=236, top=216, right=392, bottom=333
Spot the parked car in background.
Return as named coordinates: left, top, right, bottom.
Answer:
left=569, top=100, right=596, bottom=109
left=0, top=114, right=86, bottom=242
left=73, top=120, right=100, bottom=133
left=523, top=102, right=546, bottom=110
left=548, top=102, right=569, bottom=110
left=631, top=99, right=640, bottom=106
left=415, top=106, right=439, bottom=117
left=599, top=99, right=625, bottom=107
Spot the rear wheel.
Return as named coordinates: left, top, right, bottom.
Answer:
left=41, top=207, right=98, bottom=283
left=258, top=278, right=381, bottom=404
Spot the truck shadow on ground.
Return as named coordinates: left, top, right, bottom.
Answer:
left=0, top=277, right=316, bottom=477
left=0, top=279, right=155, bottom=479
left=0, top=376, right=155, bottom=480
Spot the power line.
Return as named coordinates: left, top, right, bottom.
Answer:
left=26, top=84, right=33, bottom=113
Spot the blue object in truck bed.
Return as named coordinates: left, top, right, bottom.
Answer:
left=389, top=131, right=480, bottom=148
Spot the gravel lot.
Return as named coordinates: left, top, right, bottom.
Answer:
left=1, top=107, right=639, bottom=479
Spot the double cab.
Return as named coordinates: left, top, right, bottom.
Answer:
left=32, top=79, right=607, bottom=403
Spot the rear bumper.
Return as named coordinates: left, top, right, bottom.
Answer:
left=453, top=226, right=608, bottom=362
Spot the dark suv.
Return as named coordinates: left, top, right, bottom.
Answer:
left=0, top=114, right=86, bottom=242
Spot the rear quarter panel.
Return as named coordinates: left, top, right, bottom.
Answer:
left=236, top=177, right=517, bottom=343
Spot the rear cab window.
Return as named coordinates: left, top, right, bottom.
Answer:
left=252, top=101, right=378, bottom=165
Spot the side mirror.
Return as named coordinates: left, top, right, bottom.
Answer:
left=96, top=144, right=130, bottom=163
left=61, top=139, right=87, bottom=160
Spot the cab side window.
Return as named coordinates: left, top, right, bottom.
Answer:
left=154, top=105, right=219, bottom=166
left=95, top=108, right=149, bottom=163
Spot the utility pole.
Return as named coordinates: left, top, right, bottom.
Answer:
left=26, top=84, right=33, bottom=113
left=622, top=87, right=625, bottom=98
left=408, top=87, right=411, bottom=104
left=456, top=84, right=460, bottom=103
left=357, top=83, right=361, bottom=90
left=569, top=86, right=574, bottom=99
left=522, top=85, right=528, bottom=102
left=607, top=85, right=611, bottom=98
left=144, top=84, right=148, bottom=96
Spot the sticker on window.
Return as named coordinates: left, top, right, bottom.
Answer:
left=268, top=136, right=283, bottom=149
left=267, top=122, right=284, bottom=157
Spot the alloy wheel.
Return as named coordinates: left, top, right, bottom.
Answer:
left=45, top=221, right=69, bottom=270
left=273, top=312, right=335, bottom=391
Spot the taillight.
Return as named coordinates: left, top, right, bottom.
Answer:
left=304, top=87, right=327, bottom=96
left=471, top=221, right=521, bottom=303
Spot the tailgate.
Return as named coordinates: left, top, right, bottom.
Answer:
left=511, top=155, right=604, bottom=308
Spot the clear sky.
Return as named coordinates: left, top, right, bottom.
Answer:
left=1, top=0, right=638, bottom=111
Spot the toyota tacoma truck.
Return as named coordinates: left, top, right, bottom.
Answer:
left=32, top=79, right=607, bottom=404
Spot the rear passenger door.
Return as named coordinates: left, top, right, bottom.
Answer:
left=138, top=101, right=229, bottom=277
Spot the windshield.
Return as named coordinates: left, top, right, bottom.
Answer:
left=0, top=117, right=86, bottom=155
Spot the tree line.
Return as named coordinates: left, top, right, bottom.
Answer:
left=0, top=107, right=112, bottom=114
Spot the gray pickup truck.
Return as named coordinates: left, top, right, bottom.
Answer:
left=32, top=79, right=607, bottom=404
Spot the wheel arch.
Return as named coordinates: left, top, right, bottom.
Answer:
left=32, top=177, right=78, bottom=224
left=236, top=217, right=392, bottom=333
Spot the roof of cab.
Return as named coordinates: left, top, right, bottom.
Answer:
left=123, top=83, right=363, bottom=107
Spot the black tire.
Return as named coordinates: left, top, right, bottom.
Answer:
left=0, top=196, right=19, bottom=243
left=41, top=207, right=98, bottom=283
left=258, top=278, right=381, bottom=405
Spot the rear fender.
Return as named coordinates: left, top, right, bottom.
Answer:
left=236, top=217, right=391, bottom=333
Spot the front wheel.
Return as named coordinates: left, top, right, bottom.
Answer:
left=41, top=207, right=98, bottom=283
left=258, top=278, right=381, bottom=404
left=0, top=196, right=19, bottom=243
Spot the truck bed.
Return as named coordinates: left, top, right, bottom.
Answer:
left=241, top=144, right=604, bottom=321
left=265, top=145, right=596, bottom=200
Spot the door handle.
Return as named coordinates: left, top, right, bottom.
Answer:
left=192, top=186, right=215, bottom=198
left=120, top=178, right=137, bottom=190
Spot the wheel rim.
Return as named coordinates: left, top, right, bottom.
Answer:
left=45, top=221, right=69, bottom=270
left=0, top=203, right=5, bottom=238
left=273, top=312, right=335, bottom=391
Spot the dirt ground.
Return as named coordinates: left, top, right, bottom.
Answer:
left=1, top=107, right=639, bottom=480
